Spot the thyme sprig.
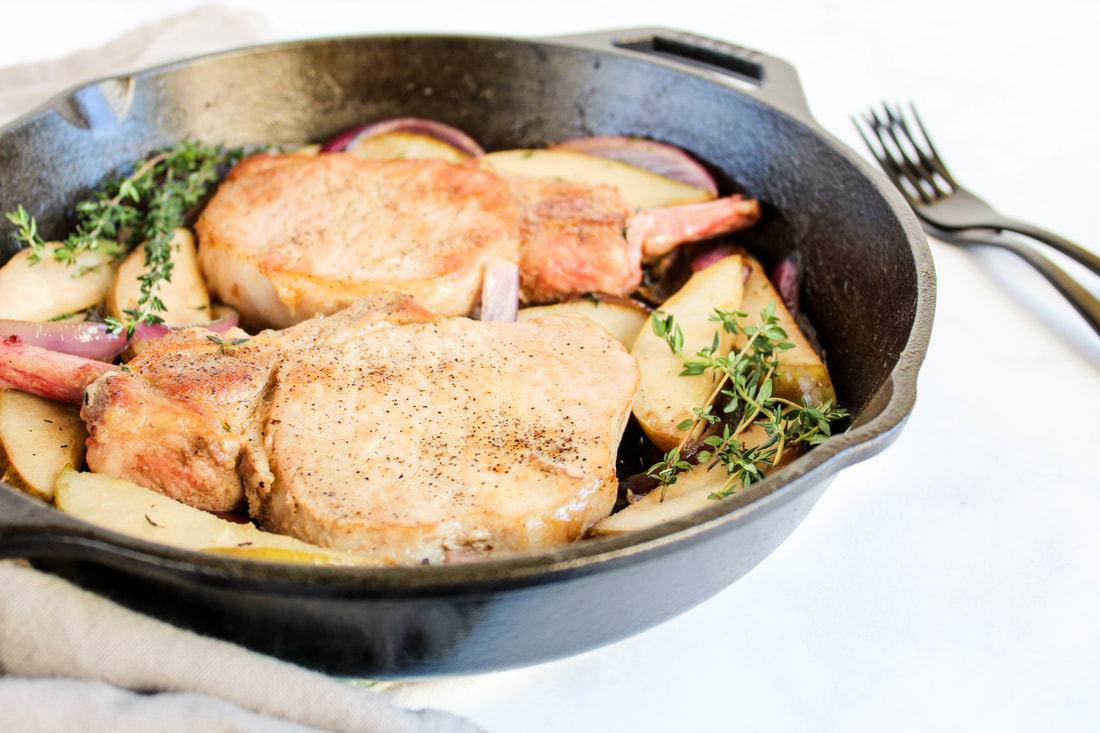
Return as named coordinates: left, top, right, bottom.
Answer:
left=645, top=302, right=847, bottom=500
left=5, top=205, right=48, bottom=262
left=5, top=140, right=242, bottom=336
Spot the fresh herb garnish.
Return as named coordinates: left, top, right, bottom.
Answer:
left=5, top=205, right=48, bottom=262
left=645, top=302, right=847, bottom=500
left=205, top=333, right=249, bottom=355
left=5, top=140, right=243, bottom=336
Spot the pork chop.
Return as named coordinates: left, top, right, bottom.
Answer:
left=81, top=294, right=438, bottom=512
left=196, top=153, right=760, bottom=330
left=80, top=296, right=639, bottom=562
left=510, top=176, right=640, bottom=304
left=196, top=154, right=523, bottom=329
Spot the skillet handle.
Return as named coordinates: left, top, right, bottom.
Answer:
left=544, top=28, right=816, bottom=125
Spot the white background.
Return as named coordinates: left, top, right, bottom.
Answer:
left=1, top=1, right=1098, bottom=731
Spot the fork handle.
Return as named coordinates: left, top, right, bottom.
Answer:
left=985, top=216, right=1100, bottom=279
left=933, top=228, right=1100, bottom=337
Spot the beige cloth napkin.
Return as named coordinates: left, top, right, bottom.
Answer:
left=0, top=561, right=481, bottom=732
left=0, top=6, right=482, bottom=732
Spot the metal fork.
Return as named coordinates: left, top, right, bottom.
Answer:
left=854, top=102, right=1100, bottom=336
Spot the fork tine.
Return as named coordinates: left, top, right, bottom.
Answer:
left=856, top=105, right=933, bottom=205
left=852, top=111, right=897, bottom=180
left=851, top=109, right=905, bottom=191
left=906, top=103, right=957, bottom=187
left=854, top=102, right=963, bottom=206
left=886, top=102, right=959, bottom=200
left=879, top=104, right=944, bottom=201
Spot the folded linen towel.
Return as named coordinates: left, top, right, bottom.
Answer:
left=0, top=561, right=481, bottom=732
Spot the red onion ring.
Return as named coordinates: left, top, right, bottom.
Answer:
left=130, top=307, right=239, bottom=343
left=321, top=118, right=485, bottom=157
left=690, top=245, right=737, bottom=272
left=771, top=256, right=802, bottom=316
left=0, top=319, right=127, bottom=361
left=319, top=126, right=363, bottom=154
left=0, top=309, right=240, bottom=362
left=479, top=260, right=520, bottom=322
left=549, top=135, right=719, bottom=196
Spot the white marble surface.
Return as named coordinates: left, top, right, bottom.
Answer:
left=1, top=1, right=1098, bottom=731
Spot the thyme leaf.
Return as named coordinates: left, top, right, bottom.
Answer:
left=4, top=205, right=47, bottom=262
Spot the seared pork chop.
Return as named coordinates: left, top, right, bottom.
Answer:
left=196, top=154, right=523, bottom=329
left=80, top=296, right=638, bottom=562
left=196, top=154, right=760, bottom=329
left=511, top=176, right=640, bottom=304
left=81, top=295, right=438, bottom=512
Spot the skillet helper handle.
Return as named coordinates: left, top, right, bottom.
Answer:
left=546, top=28, right=816, bottom=124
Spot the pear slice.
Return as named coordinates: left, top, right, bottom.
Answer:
left=347, top=131, right=472, bottom=163
left=0, top=244, right=118, bottom=321
left=54, top=469, right=384, bottom=566
left=0, top=390, right=87, bottom=502
left=479, top=149, right=713, bottom=210
left=518, top=298, right=650, bottom=349
left=737, top=254, right=836, bottom=408
left=630, top=254, right=744, bottom=451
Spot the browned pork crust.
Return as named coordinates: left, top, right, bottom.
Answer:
left=195, top=154, right=524, bottom=328
left=81, top=295, right=639, bottom=562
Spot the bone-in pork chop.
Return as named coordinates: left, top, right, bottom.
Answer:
left=196, top=153, right=760, bottom=330
left=81, top=295, right=439, bottom=512
left=510, top=176, right=639, bottom=304
left=80, top=296, right=638, bottom=563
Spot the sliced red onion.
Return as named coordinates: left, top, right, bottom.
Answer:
left=319, top=126, right=364, bottom=154
left=690, top=244, right=736, bottom=272
left=201, top=307, right=241, bottom=333
left=549, top=135, right=718, bottom=196
left=321, top=118, right=485, bottom=157
left=479, top=260, right=520, bottom=322
left=689, top=248, right=755, bottom=290
left=771, top=256, right=802, bottom=316
left=129, top=307, right=239, bottom=343
left=0, top=319, right=128, bottom=361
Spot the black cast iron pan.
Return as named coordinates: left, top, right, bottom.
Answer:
left=0, top=28, right=934, bottom=677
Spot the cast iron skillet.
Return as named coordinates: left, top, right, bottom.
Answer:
left=0, top=28, right=934, bottom=677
